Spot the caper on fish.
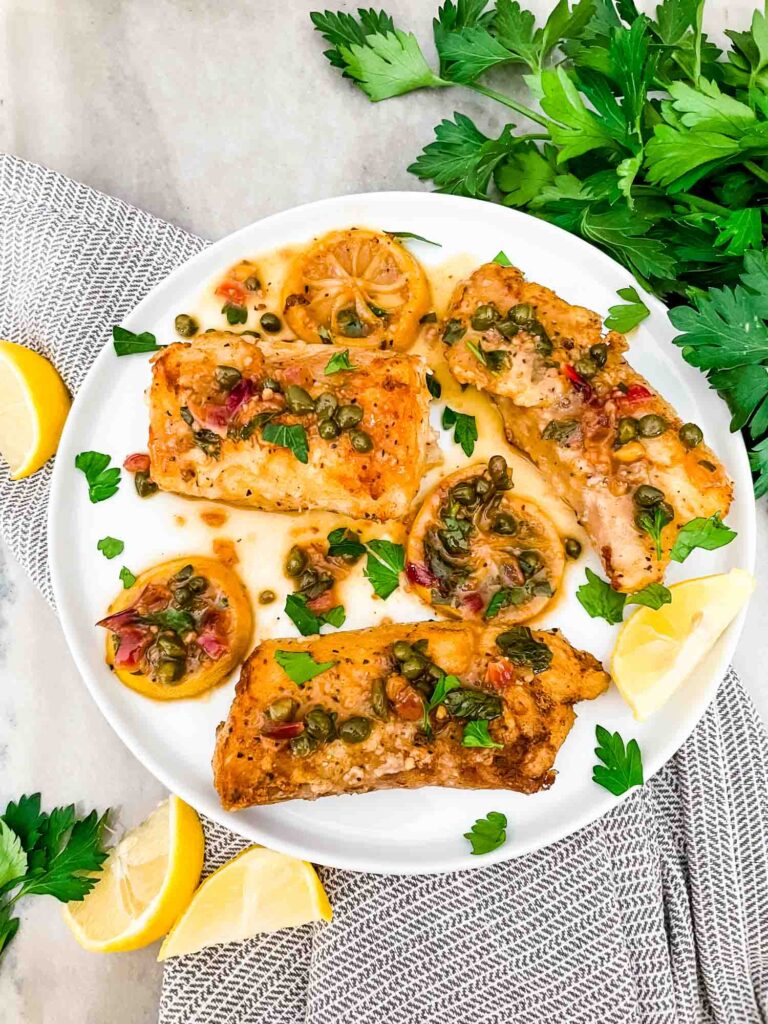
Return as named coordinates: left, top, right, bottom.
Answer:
left=509, top=303, right=535, bottom=325
left=318, top=418, right=340, bottom=440
left=314, top=391, right=338, bottom=420
left=371, top=678, right=390, bottom=720
left=470, top=303, right=499, bottom=332
left=491, top=513, right=517, bottom=535
left=451, top=481, right=477, bottom=506
left=679, top=422, right=703, bottom=449
left=633, top=485, right=665, bottom=508
left=284, top=385, right=315, bottom=415
left=616, top=417, right=638, bottom=446
left=338, top=717, right=372, bottom=744
left=268, top=697, right=298, bottom=722
left=350, top=430, right=373, bottom=453
left=214, top=365, right=242, bottom=391
left=638, top=414, right=668, bottom=438
left=304, top=707, right=335, bottom=742
left=290, top=733, right=320, bottom=757
left=336, top=404, right=363, bottom=430
left=589, top=343, right=608, bottom=367
left=393, top=640, right=413, bottom=662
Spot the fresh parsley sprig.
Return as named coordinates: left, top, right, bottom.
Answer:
left=274, top=649, right=337, bottom=686
left=576, top=568, right=671, bottom=625
left=442, top=406, right=478, bottom=456
left=0, top=794, right=109, bottom=960
left=112, top=326, right=163, bottom=357
left=604, top=286, right=650, bottom=333
left=592, top=725, right=644, bottom=796
left=284, top=593, right=346, bottom=636
left=364, top=539, right=405, bottom=599
left=670, top=513, right=737, bottom=562
left=464, top=810, right=507, bottom=855
left=75, top=451, right=121, bottom=503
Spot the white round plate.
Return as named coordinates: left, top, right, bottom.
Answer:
left=48, top=192, right=756, bottom=874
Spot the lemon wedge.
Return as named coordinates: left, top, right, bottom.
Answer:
left=158, top=845, right=332, bottom=961
left=611, top=568, right=755, bottom=720
left=0, top=340, right=71, bottom=479
left=62, top=795, right=204, bottom=953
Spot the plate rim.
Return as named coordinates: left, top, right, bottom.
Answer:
left=47, top=190, right=757, bottom=874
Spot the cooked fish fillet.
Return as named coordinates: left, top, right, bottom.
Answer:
left=148, top=334, right=434, bottom=520
left=443, top=263, right=733, bottom=591
left=213, top=620, right=609, bottom=809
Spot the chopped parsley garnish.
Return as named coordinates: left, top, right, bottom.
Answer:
left=327, top=527, right=366, bottom=562
left=75, top=452, right=121, bottom=503
left=119, top=567, right=137, bottom=589
left=492, top=251, right=512, bottom=266
left=636, top=505, right=671, bottom=560
left=222, top=302, right=247, bottom=325
left=577, top=569, right=671, bottom=624
left=592, top=725, right=644, bottom=797
left=96, top=536, right=124, bottom=560
left=274, top=649, right=337, bottom=686
left=261, top=422, right=309, bottom=464
left=192, top=429, right=222, bottom=459
left=462, top=720, right=503, bottom=749
left=426, top=371, right=442, bottom=398
left=421, top=672, right=461, bottom=736
left=112, top=326, right=163, bottom=357
left=463, top=810, right=507, bottom=855
left=364, top=539, right=405, bottom=599
left=604, top=286, right=650, bottom=333
left=495, top=626, right=552, bottom=674
left=441, top=406, right=478, bottom=456
left=284, top=593, right=346, bottom=637
left=465, top=338, right=487, bottom=366
left=141, top=608, right=195, bottom=634
left=324, top=349, right=356, bottom=374
left=670, top=514, right=737, bottom=563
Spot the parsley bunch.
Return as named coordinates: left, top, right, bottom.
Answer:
left=312, top=1, right=768, bottom=495
left=0, top=794, right=109, bottom=959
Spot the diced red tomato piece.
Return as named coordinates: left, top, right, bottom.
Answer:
left=215, top=281, right=246, bottom=305
left=619, top=384, right=653, bottom=404
left=564, top=364, right=593, bottom=399
left=485, top=657, right=516, bottom=690
left=459, top=591, right=484, bottom=615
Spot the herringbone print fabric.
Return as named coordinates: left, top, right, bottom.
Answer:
left=1, top=155, right=766, bottom=1024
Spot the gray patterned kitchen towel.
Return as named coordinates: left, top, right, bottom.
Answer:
left=0, top=153, right=765, bottom=1024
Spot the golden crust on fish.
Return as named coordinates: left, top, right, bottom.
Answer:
left=443, top=264, right=733, bottom=591
left=148, top=333, right=434, bottom=520
left=212, top=620, right=609, bottom=809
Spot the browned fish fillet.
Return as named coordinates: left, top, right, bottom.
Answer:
left=443, top=263, right=733, bottom=591
left=148, top=333, right=434, bottom=520
left=213, top=620, right=609, bottom=809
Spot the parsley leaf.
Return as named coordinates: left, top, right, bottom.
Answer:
left=604, top=285, right=650, bottom=332
left=311, top=8, right=395, bottom=71
left=539, top=67, right=620, bottom=163
left=670, top=513, right=737, bottom=562
left=262, top=422, right=309, bottom=464
left=327, top=527, right=366, bottom=561
left=386, top=230, right=442, bottom=246
left=119, top=566, right=136, bottom=589
left=408, top=114, right=515, bottom=198
left=465, top=338, right=487, bottom=365
left=0, top=821, right=27, bottom=891
left=462, top=719, right=504, bottom=748
left=274, top=649, right=337, bottom=686
left=222, top=302, right=247, bottom=326
left=97, top=536, right=124, bottom=560
left=284, top=593, right=346, bottom=636
left=364, top=539, right=405, bottom=599
left=426, top=371, right=442, bottom=398
left=338, top=28, right=447, bottom=101
left=442, top=405, right=478, bottom=455
left=463, top=810, right=507, bottom=855
left=592, top=725, right=644, bottom=796
left=112, top=326, right=162, bottom=357
left=16, top=808, right=109, bottom=902
left=636, top=504, right=670, bottom=560
left=577, top=569, right=671, bottom=623
left=324, top=349, right=356, bottom=374
left=75, top=451, right=121, bottom=503
left=495, top=625, right=552, bottom=673
left=141, top=608, right=195, bottom=634
left=493, top=250, right=512, bottom=266
left=750, top=435, right=768, bottom=498
left=1, top=795, right=46, bottom=853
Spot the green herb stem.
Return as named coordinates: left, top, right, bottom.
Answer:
left=465, top=82, right=551, bottom=129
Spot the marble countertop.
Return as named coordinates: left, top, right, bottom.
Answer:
left=0, top=1, right=765, bottom=1020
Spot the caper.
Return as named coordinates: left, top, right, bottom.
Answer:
left=290, top=733, right=320, bottom=757
left=575, top=356, right=598, bottom=379
left=187, top=575, right=207, bottom=594
left=336, top=404, right=363, bottom=430
left=496, top=318, right=519, bottom=339
left=268, top=697, right=298, bottom=722
left=475, top=477, right=491, bottom=498
left=564, top=537, right=582, bottom=559
left=285, top=545, right=308, bottom=577
left=156, top=658, right=185, bottom=683
left=509, top=303, right=535, bottom=325
left=491, top=513, right=518, bottom=535
left=170, top=564, right=194, bottom=585
left=679, top=422, right=703, bottom=449
left=338, top=716, right=372, bottom=744
left=284, top=385, right=315, bottom=415
left=589, top=343, right=608, bottom=367
left=157, top=634, right=187, bottom=659
left=318, top=418, right=341, bottom=440
left=657, top=500, right=675, bottom=523
left=305, top=707, right=335, bottom=742
left=262, top=376, right=282, bottom=392
left=300, top=570, right=333, bottom=601
left=134, top=471, right=158, bottom=498
left=638, top=414, right=668, bottom=438
left=350, top=430, right=373, bottom=453
left=530, top=324, right=553, bottom=356
left=616, top=417, right=638, bottom=446
left=175, top=313, right=199, bottom=338
left=635, top=500, right=674, bottom=532
left=258, top=589, right=276, bottom=604
left=518, top=550, right=542, bottom=578
left=633, top=485, right=665, bottom=508
left=336, top=306, right=368, bottom=338
left=260, top=312, right=282, bottom=333
left=244, top=275, right=261, bottom=291
left=314, top=391, right=339, bottom=420
left=488, top=454, right=511, bottom=489
left=241, top=330, right=261, bottom=337
left=401, top=657, right=426, bottom=680
left=371, top=678, right=390, bottom=720
left=173, top=584, right=192, bottom=608
left=393, top=640, right=413, bottom=662
left=470, top=303, right=499, bottom=332
left=214, top=365, right=242, bottom=392
left=451, top=481, right=477, bottom=505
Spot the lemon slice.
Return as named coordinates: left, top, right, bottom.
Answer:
left=158, top=845, right=332, bottom=961
left=63, top=796, right=204, bottom=953
left=0, top=340, right=71, bottom=479
left=611, top=568, right=755, bottom=720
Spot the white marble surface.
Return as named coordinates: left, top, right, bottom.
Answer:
left=0, top=0, right=765, bottom=1021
